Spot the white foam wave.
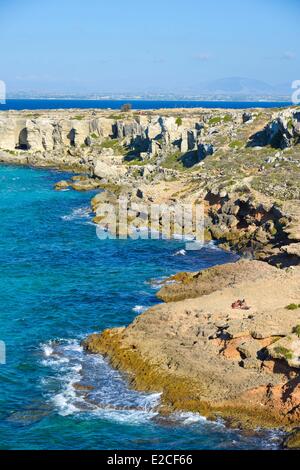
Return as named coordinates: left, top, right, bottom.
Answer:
left=132, top=305, right=146, bottom=313
left=61, top=206, right=92, bottom=222
left=39, top=339, right=283, bottom=445
left=40, top=338, right=162, bottom=423
left=173, top=249, right=186, bottom=256
left=42, top=344, right=54, bottom=357
left=206, top=240, right=223, bottom=251
left=174, top=411, right=207, bottom=425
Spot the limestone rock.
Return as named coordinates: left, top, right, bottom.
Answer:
left=267, top=334, right=300, bottom=368
left=242, top=112, right=252, bottom=124
left=281, top=243, right=300, bottom=259
left=93, top=158, right=127, bottom=181
left=54, top=180, right=70, bottom=191
left=197, top=143, right=214, bottom=161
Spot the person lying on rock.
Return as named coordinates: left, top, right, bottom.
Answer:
left=231, top=299, right=250, bottom=310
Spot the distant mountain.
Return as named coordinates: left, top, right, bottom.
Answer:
left=7, top=77, right=292, bottom=101
left=190, top=77, right=291, bottom=99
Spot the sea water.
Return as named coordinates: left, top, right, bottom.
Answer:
left=0, top=99, right=291, bottom=111
left=0, top=164, right=283, bottom=449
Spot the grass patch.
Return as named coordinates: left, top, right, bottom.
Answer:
left=73, top=115, right=84, bottom=120
left=97, top=182, right=124, bottom=197
left=100, top=138, right=124, bottom=154
left=208, top=116, right=222, bottom=125
left=90, top=133, right=99, bottom=139
left=109, top=114, right=123, bottom=121
left=161, top=151, right=184, bottom=171
left=229, top=140, right=244, bottom=149
left=223, top=114, right=233, bottom=123
left=292, top=325, right=300, bottom=338
left=274, top=346, right=293, bottom=360
left=285, top=303, right=300, bottom=310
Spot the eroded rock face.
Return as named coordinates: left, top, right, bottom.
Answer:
left=0, top=110, right=216, bottom=169
left=0, top=113, right=115, bottom=152
left=248, top=110, right=300, bottom=149
left=203, top=192, right=300, bottom=267
left=197, top=143, right=214, bottom=161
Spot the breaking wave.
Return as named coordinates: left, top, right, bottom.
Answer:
left=40, top=339, right=161, bottom=423
left=61, top=206, right=92, bottom=222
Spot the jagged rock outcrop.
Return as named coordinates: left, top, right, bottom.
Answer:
left=93, top=157, right=127, bottom=181
left=248, top=110, right=300, bottom=149
left=0, top=110, right=218, bottom=169
left=197, top=143, right=214, bottom=161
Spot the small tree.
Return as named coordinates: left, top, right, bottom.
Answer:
left=121, top=103, right=132, bottom=112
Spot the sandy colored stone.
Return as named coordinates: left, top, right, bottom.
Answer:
left=84, top=262, right=300, bottom=429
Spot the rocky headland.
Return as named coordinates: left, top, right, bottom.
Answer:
left=1, top=105, right=300, bottom=444
left=84, top=260, right=300, bottom=430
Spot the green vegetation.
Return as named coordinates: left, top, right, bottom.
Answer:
left=97, top=182, right=124, bottom=197
left=90, top=133, right=99, bottom=139
left=229, top=140, right=244, bottom=149
left=274, top=346, right=293, bottom=360
left=251, top=161, right=300, bottom=200
left=161, top=151, right=184, bottom=171
left=285, top=303, right=300, bottom=310
left=73, top=115, right=84, bottom=120
left=130, top=168, right=143, bottom=179
left=125, top=157, right=145, bottom=166
left=100, top=138, right=124, bottom=154
left=4, top=149, right=18, bottom=156
left=25, top=113, right=40, bottom=119
left=175, top=117, right=183, bottom=127
left=208, top=116, right=222, bottom=125
left=223, top=114, right=233, bottom=123
left=207, top=114, right=232, bottom=126
left=287, top=119, right=294, bottom=130
left=109, top=114, right=123, bottom=121
left=292, top=325, right=300, bottom=338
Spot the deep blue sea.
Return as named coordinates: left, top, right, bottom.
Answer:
left=0, top=164, right=283, bottom=449
left=0, top=99, right=291, bottom=111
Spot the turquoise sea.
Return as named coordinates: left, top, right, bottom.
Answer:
left=0, top=165, right=284, bottom=449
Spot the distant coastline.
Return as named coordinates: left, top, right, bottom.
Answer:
left=0, top=98, right=292, bottom=111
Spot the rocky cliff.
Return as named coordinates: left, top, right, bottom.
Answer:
left=1, top=106, right=299, bottom=266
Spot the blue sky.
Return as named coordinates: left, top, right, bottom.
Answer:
left=0, top=0, right=299, bottom=94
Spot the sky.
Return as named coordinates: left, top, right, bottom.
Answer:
left=0, top=0, right=299, bottom=95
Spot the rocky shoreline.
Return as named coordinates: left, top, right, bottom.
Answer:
left=83, top=261, right=300, bottom=428
left=1, top=105, right=300, bottom=446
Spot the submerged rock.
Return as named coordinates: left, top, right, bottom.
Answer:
left=55, top=180, right=70, bottom=191
left=283, top=429, right=300, bottom=449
